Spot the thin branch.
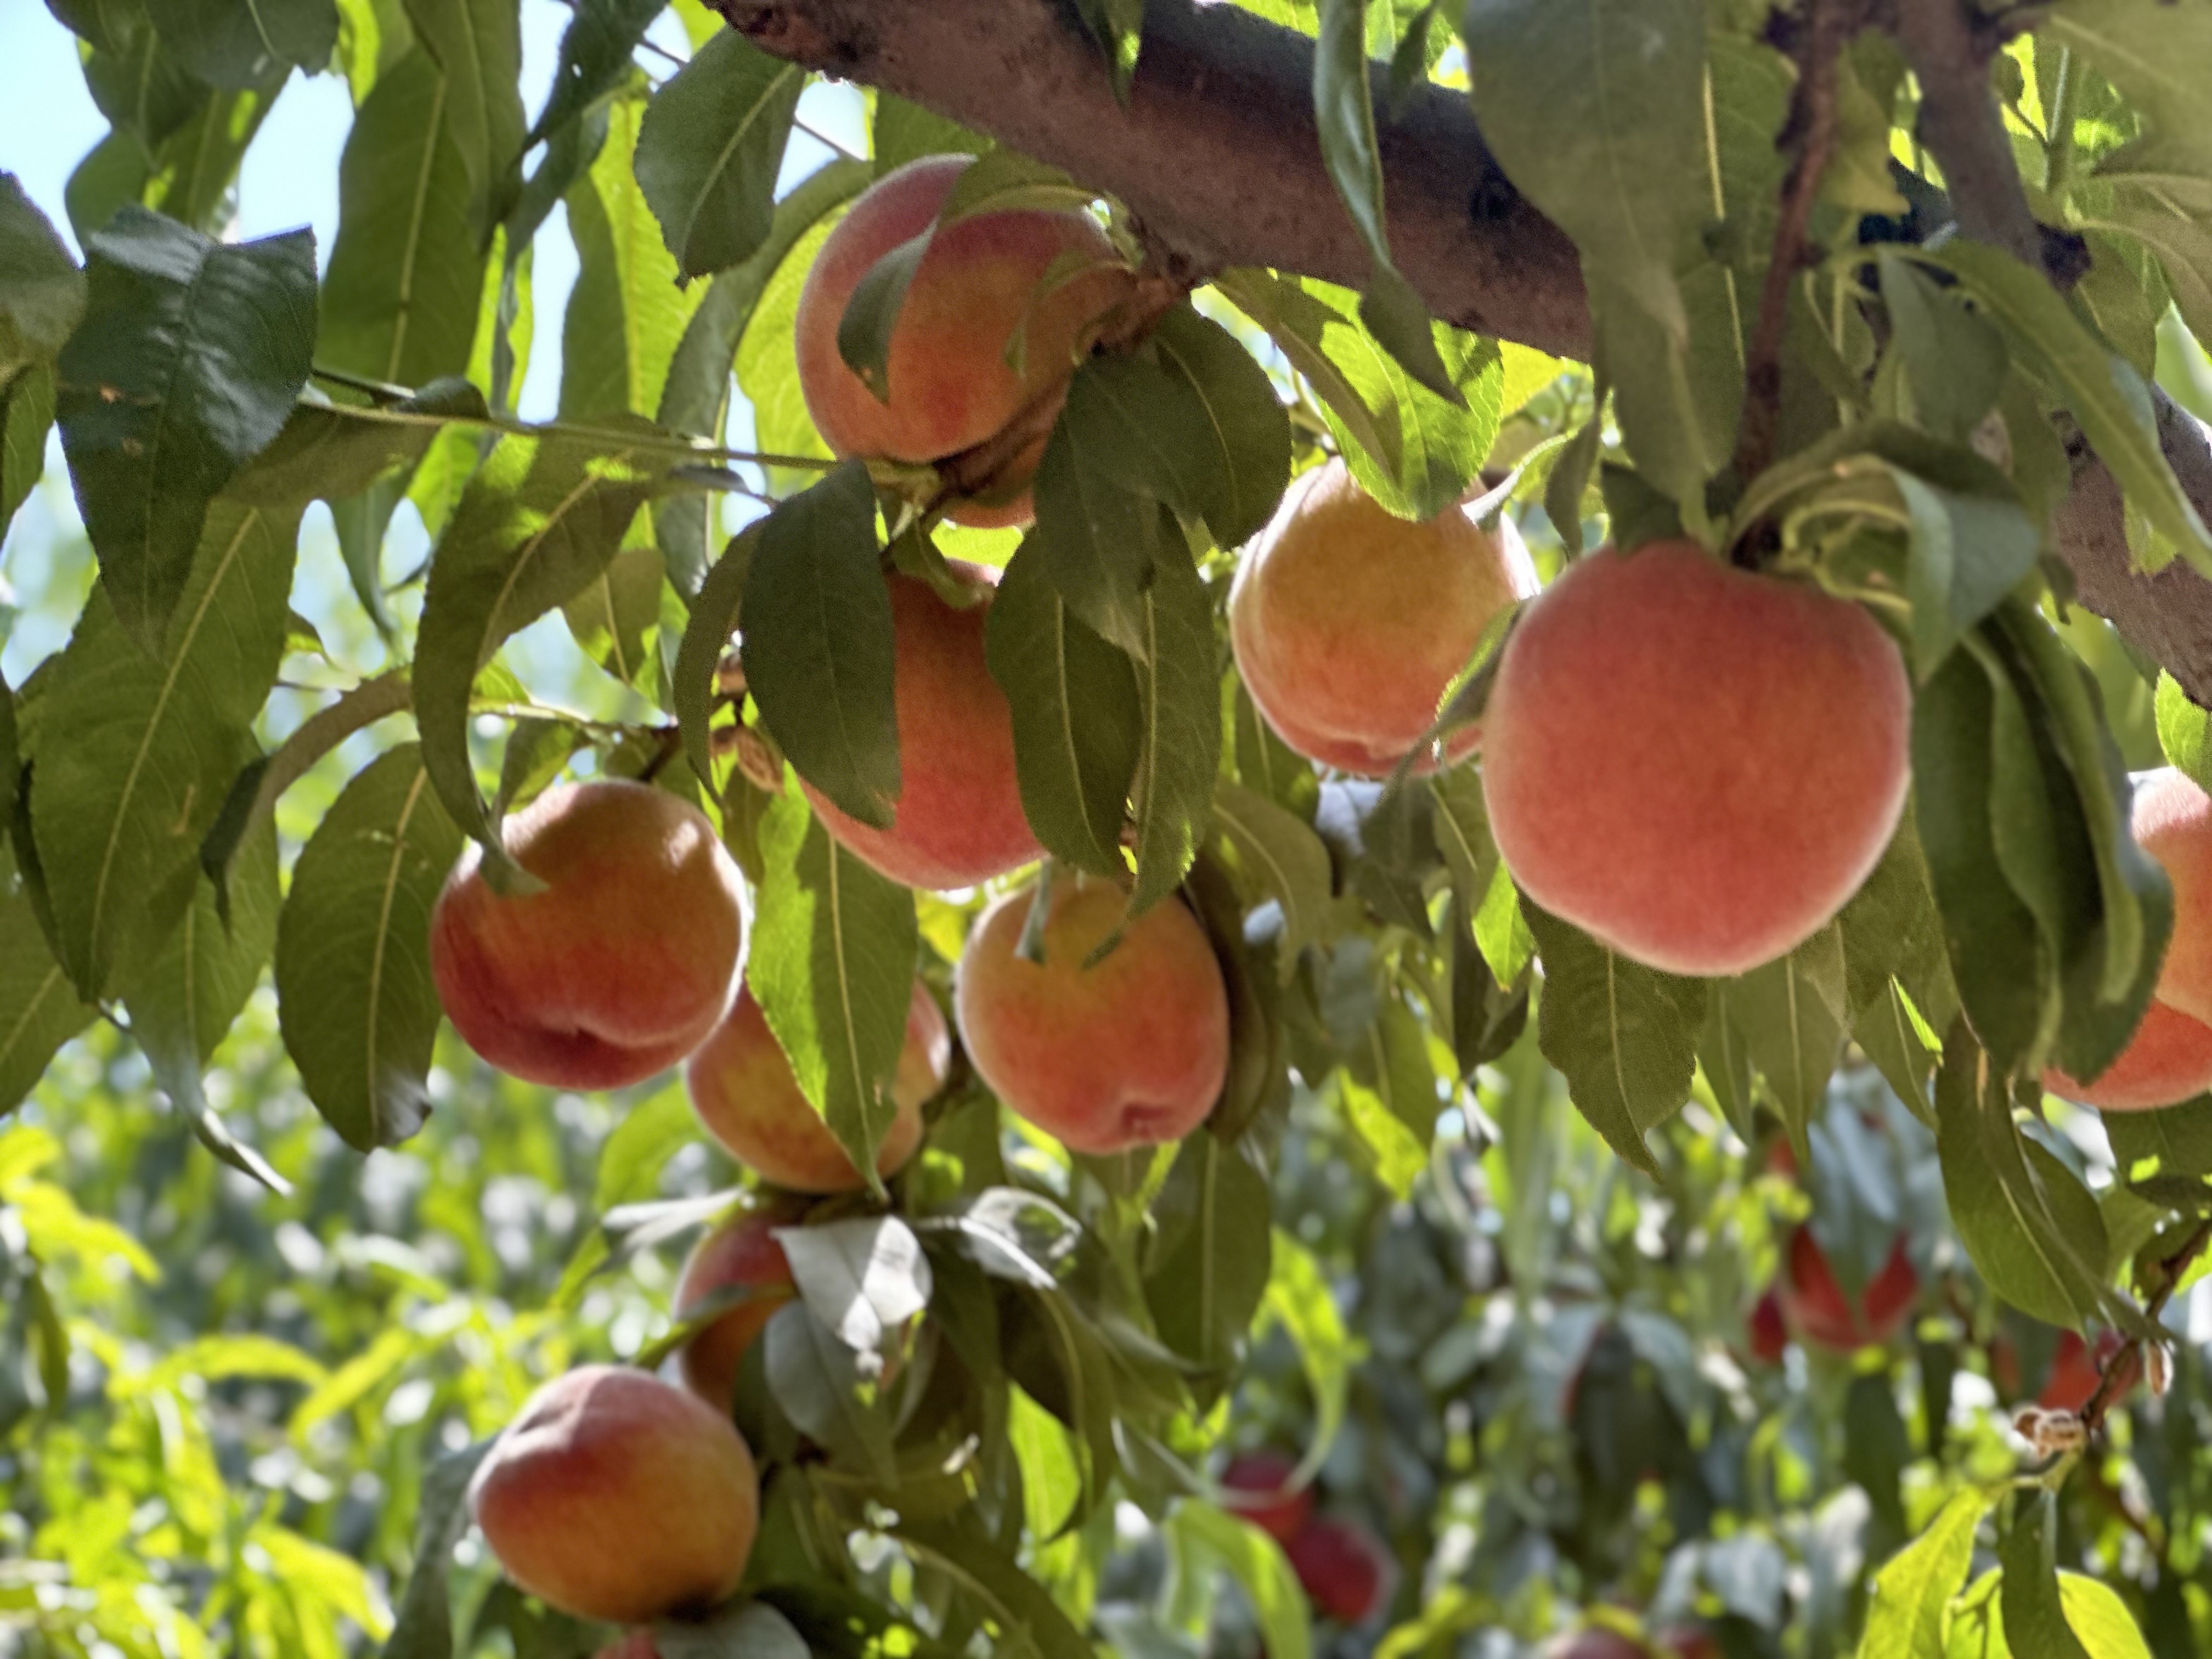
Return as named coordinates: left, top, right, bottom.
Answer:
left=2081, top=1216, right=2212, bottom=1432
left=794, top=115, right=866, bottom=163
left=1889, top=0, right=2045, bottom=270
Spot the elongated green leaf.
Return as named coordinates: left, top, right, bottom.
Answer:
left=1030, top=368, right=1165, bottom=660
left=1262, top=1227, right=1349, bottom=1485
left=79, top=9, right=207, bottom=150
left=1522, top=900, right=1703, bottom=1177
left=1130, top=539, right=1222, bottom=917
left=1858, top=1488, right=1989, bottom=1659
left=528, top=0, right=658, bottom=145
left=275, top=744, right=463, bottom=1152
left=381, top=1436, right=494, bottom=1659
left=675, top=522, right=758, bottom=788
left=400, top=0, right=523, bottom=230
left=750, top=785, right=919, bottom=1195
left=1723, top=924, right=1847, bottom=1158
left=230, top=377, right=489, bottom=511
left=1147, top=305, right=1291, bottom=548
left=1168, top=1501, right=1313, bottom=1659
left=1143, top=1134, right=1272, bottom=1378
left=412, top=425, right=661, bottom=873
left=0, top=174, right=86, bottom=386
left=1999, top=1489, right=2095, bottom=1659
left=1879, top=252, right=2007, bottom=445
left=984, top=538, right=1139, bottom=877
left=635, top=27, right=803, bottom=280
left=765, top=1297, right=898, bottom=1481
left=1, top=364, right=54, bottom=541
left=55, top=211, right=317, bottom=648
left=319, top=49, right=484, bottom=388
left=1214, top=268, right=1401, bottom=483
left=740, top=460, right=900, bottom=830
left=1211, top=780, right=1334, bottom=976
left=776, top=1214, right=933, bottom=1359
left=143, top=0, right=338, bottom=86
left=897, top=1518, right=1096, bottom=1659
left=0, top=884, right=97, bottom=1120
left=28, top=502, right=298, bottom=1000
left=2046, top=3, right=2212, bottom=185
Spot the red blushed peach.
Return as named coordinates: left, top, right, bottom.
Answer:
left=689, top=981, right=949, bottom=1192
left=1746, top=1286, right=1789, bottom=1365
left=2134, top=769, right=2212, bottom=1024
left=1774, top=1227, right=1918, bottom=1354
left=794, top=155, right=1134, bottom=526
left=676, top=1211, right=798, bottom=1412
left=2044, top=997, right=2212, bottom=1111
left=955, top=876, right=1230, bottom=1155
left=469, top=1365, right=758, bottom=1624
left=1230, top=461, right=1535, bottom=776
left=1285, top=1517, right=1390, bottom=1624
left=1543, top=1633, right=1653, bottom=1659
left=430, top=780, right=744, bottom=1089
left=1221, top=1448, right=1313, bottom=1544
left=1480, top=541, right=1911, bottom=977
left=802, top=566, right=1042, bottom=891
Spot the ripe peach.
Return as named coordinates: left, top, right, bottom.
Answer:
left=794, top=154, right=1134, bottom=526
left=676, top=1211, right=798, bottom=1411
left=1221, top=1448, right=1312, bottom=1544
left=1480, top=541, right=1911, bottom=976
left=955, top=876, right=1230, bottom=1155
left=2044, top=997, right=2212, bottom=1111
left=469, top=1365, right=758, bottom=1624
left=431, top=781, right=743, bottom=1089
left=1774, top=1227, right=1918, bottom=1354
left=1286, top=1517, right=1390, bottom=1624
left=1230, top=460, right=1534, bottom=775
left=803, top=566, right=1042, bottom=890
left=689, top=981, right=949, bottom=1192
left=2132, top=769, right=2212, bottom=1023
left=1746, top=1286, right=1788, bottom=1365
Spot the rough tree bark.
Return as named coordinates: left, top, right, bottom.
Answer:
left=713, top=0, right=2212, bottom=704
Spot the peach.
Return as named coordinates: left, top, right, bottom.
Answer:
left=2132, top=769, right=2212, bottom=1023
left=1746, top=1286, right=1788, bottom=1365
left=1285, top=1517, right=1390, bottom=1624
left=675, top=1210, right=798, bottom=1411
left=794, top=154, right=1134, bottom=526
left=1543, top=1634, right=1651, bottom=1659
left=1229, top=460, right=1534, bottom=775
left=1221, top=1448, right=1312, bottom=1544
left=469, top=1365, right=758, bottom=1624
left=689, top=981, right=949, bottom=1192
left=1480, top=541, right=1911, bottom=977
left=1774, top=1227, right=1918, bottom=1354
left=430, top=781, right=743, bottom=1089
left=955, top=876, right=1230, bottom=1155
left=2044, top=997, right=2212, bottom=1111
left=803, top=566, right=1043, bottom=890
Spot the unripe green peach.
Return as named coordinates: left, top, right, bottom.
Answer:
left=689, top=981, right=949, bottom=1192
left=469, top=1365, right=758, bottom=1624
left=430, top=780, right=744, bottom=1088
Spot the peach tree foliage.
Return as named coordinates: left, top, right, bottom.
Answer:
left=6, top=0, right=2212, bottom=1656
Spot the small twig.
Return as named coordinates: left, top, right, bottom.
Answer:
left=2080, top=1216, right=2212, bottom=1431
left=794, top=115, right=866, bottom=163
left=1733, top=0, right=1854, bottom=486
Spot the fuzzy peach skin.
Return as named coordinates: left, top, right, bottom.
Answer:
left=1230, top=460, right=1536, bottom=775
left=675, top=1211, right=798, bottom=1411
left=430, top=780, right=744, bottom=1088
left=2132, top=768, right=2212, bottom=1023
left=794, top=154, right=1134, bottom=527
left=469, top=1365, right=758, bottom=1624
left=1774, top=1228, right=1918, bottom=1354
left=2044, top=996, right=2212, bottom=1111
left=804, top=565, right=1043, bottom=890
left=689, top=981, right=950, bottom=1192
left=1479, top=541, right=1911, bottom=977
left=955, top=876, right=1230, bottom=1154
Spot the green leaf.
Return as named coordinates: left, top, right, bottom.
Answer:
left=0, top=887, right=97, bottom=1121
left=765, top=1298, right=898, bottom=1481
left=776, top=1214, right=933, bottom=1359
left=1233, top=681, right=1320, bottom=824
left=1723, top=924, right=1847, bottom=1158
left=1211, top=780, right=1335, bottom=976
left=1878, top=252, right=2008, bottom=445
left=275, top=744, right=463, bottom=1152
left=1261, top=1227, right=1349, bottom=1486
left=2057, top=1573, right=2156, bottom=1659
left=412, top=424, right=661, bottom=875
left=0, top=173, right=86, bottom=386
left=675, top=522, right=758, bottom=788
left=1522, top=899, right=1704, bottom=1177
left=1214, top=268, right=1401, bottom=488
left=1876, top=442, right=2042, bottom=679
left=2045, top=3, right=2212, bottom=186
left=319, top=50, right=486, bottom=389
left=2157, top=670, right=2212, bottom=795
left=528, top=0, right=658, bottom=145
left=1143, top=305, right=1293, bottom=548
left=381, top=1436, right=494, bottom=1659
left=750, top=784, right=919, bottom=1195
left=142, top=0, right=338, bottom=84
left=78, top=9, right=211, bottom=150
left=1143, top=1134, right=1272, bottom=1377
left=1999, top=1489, right=2095, bottom=1659
left=1130, top=538, right=1222, bottom=917
left=984, top=537, right=1140, bottom=877
left=1858, top=1488, right=1991, bottom=1659
left=1936, top=241, right=2212, bottom=575
left=896, top=1517, right=1097, bottom=1659
left=1, top=364, right=55, bottom=541
left=1167, top=1501, right=1314, bottom=1659
left=636, top=28, right=803, bottom=280
left=740, top=460, right=901, bottom=829
left=2106, top=1098, right=2212, bottom=1180
left=55, top=210, right=318, bottom=648
left=28, top=502, right=298, bottom=1000
left=1029, top=378, right=1163, bottom=661
left=399, top=0, right=524, bottom=232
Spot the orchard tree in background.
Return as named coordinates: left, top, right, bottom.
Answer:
left=16, top=0, right=2212, bottom=1655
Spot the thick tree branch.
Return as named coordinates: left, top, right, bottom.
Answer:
left=716, top=0, right=2212, bottom=702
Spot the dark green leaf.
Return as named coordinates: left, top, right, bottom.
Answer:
left=55, top=210, right=317, bottom=648
left=1878, top=251, right=2007, bottom=444
left=1030, top=373, right=1164, bottom=659
left=1211, top=779, right=1335, bottom=974
left=1999, top=1489, right=2094, bottom=1659
left=1, top=364, right=55, bottom=540
left=635, top=29, right=803, bottom=280
left=2106, top=1099, right=2212, bottom=1181
left=80, top=12, right=206, bottom=150
left=1144, top=1134, right=1272, bottom=1377
left=1723, top=924, right=1847, bottom=1158
left=675, top=522, right=758, bottom=789
left=740, top=460, right=900, bottom=829
left=143, top=0, right=338, bottom=85
left=381, top=1436, right=494, bottom=1659
left=400, top=0, right=524, bottom=232
left=142, top=78, right=287, bottom=237
left=1144, top=305, right=1293, bottom=548
left=764, top=1299, right=897, bottom=1481
left=0, top=885, right=97, bottom=1120
left=0, top=174, right=85, bottom=385
left=1885, top=449, right=2041, bottom=679
left=984, top=538, right=1140, bottom=877
left=776, top=1214, right=933, bottom=1359
left=896, top=1517, right=1097, bottom=1659
left=1129, top=537, right=1222, bottom=917
left=528, top=0, right=658, bottom=145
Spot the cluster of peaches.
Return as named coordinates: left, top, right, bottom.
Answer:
left=427, top=154, right=2197, bottom=1641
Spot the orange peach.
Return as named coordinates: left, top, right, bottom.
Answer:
left=469, top=1365, right=758, bottom=1624
left=1230, top=460, right=1534, bottom=775
left=1481, top=541, right=1911, bottom=976
left=794, top=154, right=1133, bottom=526
left=955, top=876, right=1229, bottom=1154
left=1774, top=1228, right=1918, bottom=1355
left=2044, top=996, right=2212, bottom=1111
left=689, top=981, right=949, bottom=1192
left=2133, top=769, right=2212, bottom=1023
left=430, top=781, right=743, bottom=1089
left=675, top=1211, right=798, bottom=1412
left=803, top=566, right=1042, bottom=890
